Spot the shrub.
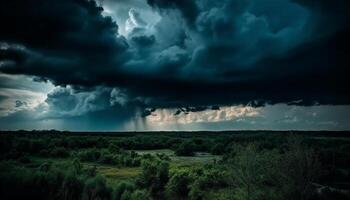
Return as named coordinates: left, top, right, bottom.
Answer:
left=210, top=143, right=225, bottom=155
left=175, top=141, right=195, bottom=156
left=188, top=182, right=204, bottom=200
left=112, top=152, right=141, bottom=167
left=130, top=190, right=150, bottom=200
left=0, top=164, right=66, bottom=200
left=50, top=147, right=70, bottom=158
left=120, top=190, right=132, bottom=200
left=18, top=155, right=31, bottom=164
left=108, top=143, right=122, bottom=154
left=228, top=144, right=282, bottom=200
left=156, top=153, right=171, bottom=161
left=166, top=170, right=192, bottom=199
left=136, top=159, right=169, bottom=198
left=194, top=165, right=228, bottom=189
left=99, top=150, right=114, bottom=164
left=113, top=181, right=135, bottom=200
left=82, top=176, right=112, bottom=200
left=84, top=165, right=97, bottom=177
left=39, top=162, right=52, bottom=172
left=60, top=171, right=84, bottom=200
left=39, top=149, right=50, bottom=157
left=78, top=148, right=101, bottom=162
left=280, top=136, right=321, bottom=200
left=71, top=158, right=82, bottom=174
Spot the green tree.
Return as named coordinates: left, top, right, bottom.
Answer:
left=211, top=143, right=226, bottom=155
left=166, top=170, right=192, bottom=199
left=72, top=158, right=82, bottom=174
left=108, top=143, right=122, bottom=154
left=136, top=159, right=169, bottom=198
left=130, top=190, right=151, bottom=200
left=113, top=181, right=135, bottom=200
left=175, top=141, right=195, bottom=156
left=228, top=144, right=281, bottom=200
left=60, top=171, right=84, bottom=200
left=280, top=136, right=321, bottom=200
left=82, top=176, right=112, bottom=200
left=188, top=182, right=205, bottom=200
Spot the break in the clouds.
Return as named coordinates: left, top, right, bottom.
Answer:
left=0, top=0, right=349, bottom=130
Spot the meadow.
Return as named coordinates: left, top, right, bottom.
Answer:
left=0, top=131, right=349, bottom=200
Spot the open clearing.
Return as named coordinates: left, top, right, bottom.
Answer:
left=134, top=149, right=221, bottom=166
left=27, top=149, right=220, bottom=184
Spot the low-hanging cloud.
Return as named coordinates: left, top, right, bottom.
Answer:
left=0, top=0, right=349, bottom=112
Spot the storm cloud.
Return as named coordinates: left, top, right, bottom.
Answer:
left=1, top=0, right=350, bottom=112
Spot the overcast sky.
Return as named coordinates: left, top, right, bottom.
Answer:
left=0, top=0, right=349, bottom=131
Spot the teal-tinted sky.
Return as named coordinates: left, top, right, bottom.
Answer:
left=0, top=0, right=349, bottom=131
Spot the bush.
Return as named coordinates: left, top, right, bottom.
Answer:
left=193, top=167, right=228, bottom=189
left=50, top=147, right=70, bottom=158
left=175, top=141, right=195, bottom=156
left=225, top=138, right=321, bottom=200
left=166, top=170, right=192, bottom=199
left=280, top=136, right=321, bottom=200
left=113, top=181, right=135, bottom=200
left=210, top=143, right=225, bottom=155
left=120, top=190, right=132, bottom=200
left=188, top=182, right=204, bottom=200
left=61, top=171, right=84, bottom=200
left=39, top=149, right=50, bottom=157
left=18, top=155, right=31, bottom=164
left=136, top=159, right=169, bottom=198
left=130, top=190, right=150, bottom=200
left=112, top=152, right=141, bottom=167
left=108, top=143, right=122, bottom=154
left=78, top=148, right=101, bottom=162
left=0, top=163, right=66, bottom=200
left=84, top=165, right=97, bottom=177
left=228, top=144, right=282, bottom=200
left=82, top=176, right=112, bottom=200
left=99, top=150, right=114, bottom=164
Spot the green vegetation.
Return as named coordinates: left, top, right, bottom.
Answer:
left=0, top=131, right=350, bottom=199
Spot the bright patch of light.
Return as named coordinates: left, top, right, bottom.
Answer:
left=0, top=73, right=55, bottom=117
left=146, top=106, right=261, bottom=125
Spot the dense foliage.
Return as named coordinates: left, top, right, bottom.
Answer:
left=0, top=131, right=350, bottom=200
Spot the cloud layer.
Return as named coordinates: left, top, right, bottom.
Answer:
left=1, top=0, right=349, bottom=108
left=0, top=0, right=350, bottom=130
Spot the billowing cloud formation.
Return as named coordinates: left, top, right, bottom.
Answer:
left=0, top=0, right=350, bottom=112
left=0, top=73, right=53, bottom=117
left=43, top=85, right=151, bottom=119
left=143, top=104, right=350, bottom=131
left=0, top=82, right=149, bottom=131
left=147, top=106, right=261, bottom=124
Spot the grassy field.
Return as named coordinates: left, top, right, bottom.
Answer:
left=134, top=149, right=220, bottom=167
left=23, top=149, right=220, bottom=187
left=96, top=166, right=141, bottom=185
left=26, top=156, right=141, bottom=184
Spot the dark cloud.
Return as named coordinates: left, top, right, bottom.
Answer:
left=15, top=100, right=27, bottom=108
left=130, top=35, right=156, bottom=47
left=141, top=108, right=156, bottom=117
left=146, top=0, right=199, bottom=26
left=211, top=106, right=220, bottom=111
left=45, top=88, right=80, bottom=112
left=0, top=0, right=349, bottom=110
left=44, top=86, right=146, bottom=118
left=0, top=95, right=8, bottom=104
left=174, top=106, right=208, bottom=116
left=0, top=0, right=124, bottom=54
left=0, top=0, right=129, bottom=87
